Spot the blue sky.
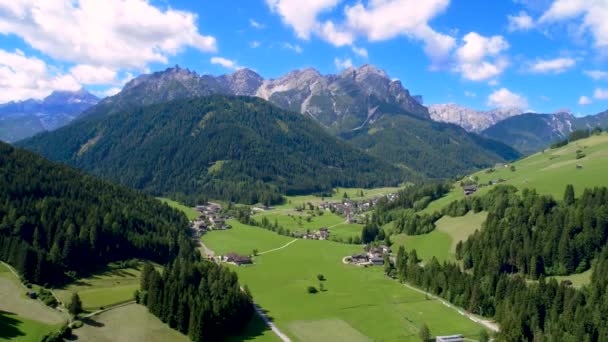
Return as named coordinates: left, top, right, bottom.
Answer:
left=0, top=0, right=607, bottom=116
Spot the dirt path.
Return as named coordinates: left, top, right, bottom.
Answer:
left=257, top=239, right=297, bottom=255
left=81, top=300, right=137, bottom=319
left=252, top=303, right=292, bottom=342
left=401, top=282, right=500, bottom=332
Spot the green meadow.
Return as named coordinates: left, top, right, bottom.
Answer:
left=423, top=133, right=608, bottom=214
left=0, top=263, right=65, bottom=342
left=157, top=197, right=200, bottom=220
left=254, top=210, right=362, bottom=241
left=55, top=262, right=159, bottom=311
left=202, top=225, right=488, bottom=342
left=390, top=211, right=487, bottom=263
left=276, top=186, right=403, bottom=209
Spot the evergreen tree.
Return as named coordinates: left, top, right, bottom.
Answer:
left=68, top=293, right=82, bottom=316
left=564, top=184, right=575, bottom=205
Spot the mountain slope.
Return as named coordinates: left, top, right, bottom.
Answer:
left=0, top=141, right=190, bottom=285
left=0, top=89, right=99, bottom=142
left=481, top=112, right=577, bottom=154
left=20, top=96, right=406, bottom=204
left=341, top=112, right=520, bottom=179
left=428, top=103, right=523, bottom=132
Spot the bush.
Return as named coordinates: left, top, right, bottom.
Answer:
left=317, top=274, right=325, bottom=281
left=307, top=286, right=318, bottom=294
left=576, top=151, right=586, bottom=159
left=71, top=320, right=83, bottom=329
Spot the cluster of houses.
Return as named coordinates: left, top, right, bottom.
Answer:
left=347, top=245, right=392, bottom=266
left=190, top=203, right=231, bottom=237
left=317, top=193, right=398, bottom=222
left=222, top=253, right=252, bottom=266
left=295, top=227, right=330, bottom=240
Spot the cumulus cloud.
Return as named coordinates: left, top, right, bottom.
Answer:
left=529, top=57, right=576, bottom=74
left=70, top=64, right=117, bottom=84
left=351, top=46, right=368, bottom=58
left=266, top=0, right=340, bottom=39
left=594, top=88, right=608, bottom=100
left=0, top=0, right=217, bottom=70
left=508, top=11, right=535, bottom=32
left=539, top=0, right=608, bottom=52
left=487, top=88, right=528, bottom=108
left=265, top=0, right=454, bottom=64
left=585, top=70, right=608, bottom=80
left=210, top=57, right=240, bottom=70
left=334, top=57, right=353, bottom=70
left=0, top=49, right=81, bottom=102
left=454, top=32, right=510, bottom=81
left=578, top=95, right=592, bottom=105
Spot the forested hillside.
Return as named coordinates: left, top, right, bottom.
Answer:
left=342, top=113, right=520, bottom=179
left=20, top=96, right=406, bottom=204
left=384, top=184, right=608, bottom=340
left=0, top=142, right=191, bottom=285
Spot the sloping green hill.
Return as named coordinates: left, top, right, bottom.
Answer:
left=20, top=96, right=406, bottom=204
left=342, top=113, right=520, bottom=179
left=424, top=132, right=608, bottom=212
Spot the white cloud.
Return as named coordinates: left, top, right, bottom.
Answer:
left=585, top=70, right=608, bottom=80
left=282, top=42, right=303, bottom=54
left=351, top=46, right=368, bottom=58
left=0, top=0, right=217, bottom=70
left=343, top=0, right=455, bottom=63
left=265, top=0, right=454, bottom=64
left=487, top=88, right=528, bottom=108
left=594, top=88, right=608, bottom=100
left=319, top=21, right=354, bottom=46
left=464, top=90, right=477, bottom=97
left=529, top=57, right=576, bottom=74
left=210, top=57, right=240, bottom=70
left=249, top=19, right=264, bottom=29
left=0, top=49, right=81, bottom=102
left=539, top=0, right=608, bottom=52
left=334, top=57, right=353, bottom=70
left=103, top=87, right=122, bottom=97
left=70, top=64, right=117, bottom=84
left=266, top=0, right=340, bottom=39
left=454, top=32, right=510, bottom=81
left=250, top=41, right=261, bottom=48
left=508, top=11, right=535, bottom=32
left=578, top=95, right=592, bottom=105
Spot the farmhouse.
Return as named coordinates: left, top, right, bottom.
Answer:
left=436, top=335, right=463, bottom=342
left=351, top=253, right=369, bottom=263
left=370, top=256, right=384, bottom=265
left=224, top=253, right=252, bottom=266
left=463, top=185, right=478, bottom=196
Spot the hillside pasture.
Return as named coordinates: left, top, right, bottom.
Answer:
left=276, top=187, right=403, bottom=210
left=0, top=264, right=65, bottom=342
left=422, top=133, right=608, bottom=214
left=157, top=197, right=199, bottom=220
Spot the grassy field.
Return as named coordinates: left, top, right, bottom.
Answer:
left=202, top=225, right=488, bottom=342
left=71, top=304, right=189, bottom=342
left=422, top=133, right=608, bottom=214
left=0, top=264, right=65, bottom=342
left=276, top=187, right=403, bottom=210
left=253, top=210, right=362, bottom=241
left=55, top=263, right=154, bottom=311
left=389, top=212, right=486, bottom=263
left=548, top=268, right=592, bottom=288
left=157, top=197, right=199, bottom=220
left=202, top=219, right=295, bottom=256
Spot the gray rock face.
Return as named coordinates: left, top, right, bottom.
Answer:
left=428, top=104, right=523, bottom=132
left=97, top=64, right=428, bottom=132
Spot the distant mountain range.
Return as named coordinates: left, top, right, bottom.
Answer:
left=0, top=89, right=99, bottom=142
left=21, top=65, right=518, bottom=188
left=428, top=104, right=523, bottom=132
left=481, top=110, right=608, bottom=154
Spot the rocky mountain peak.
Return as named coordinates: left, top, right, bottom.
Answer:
left=429, top=104, right=523, bottom=132
left=219, top=68, right=263, bottom=96
left=44, top=88, right=99, bottom=105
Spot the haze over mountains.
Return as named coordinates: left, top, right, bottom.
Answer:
left=0, top=89, right=98, bottom=142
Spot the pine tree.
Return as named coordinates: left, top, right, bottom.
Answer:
left=69, top=293, right=83, bottom=316
left=564, top=184, right=575, bottom=205
left=419, top=323, right=430, bottom=341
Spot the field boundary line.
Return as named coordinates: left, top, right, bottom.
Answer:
left=258, top=239, right=297, bottom=255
